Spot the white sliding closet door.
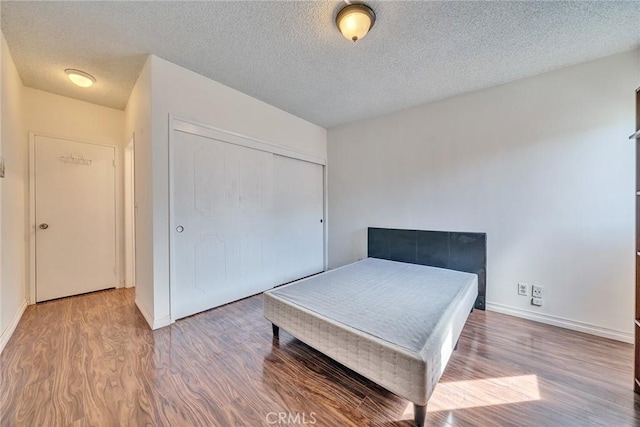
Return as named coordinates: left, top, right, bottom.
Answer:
left=171, top=127, right=324, bottom=320
left=172, top=131, right=276, bottom=319
left=274, top=155, right=324, bottom=283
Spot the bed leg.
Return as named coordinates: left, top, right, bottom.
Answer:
left=454, top=338, right=459, bottom=351
left=413, top=403, right=426, bottom=427
left=272, top=323, right=279, bottom=338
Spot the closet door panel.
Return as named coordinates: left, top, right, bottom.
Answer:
left=172, top=131, right=275, bottom=319
left=274, top=155, right=325, bottom=284
left=171, top=125, right=325, bottom=320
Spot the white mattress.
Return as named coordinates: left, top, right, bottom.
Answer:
left=263, top=258, right=478, bottom=406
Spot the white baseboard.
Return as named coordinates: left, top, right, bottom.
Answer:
left=135, top=297, right=172, bottom=330
left=486, top=302, right=633, bottom=344
left=135, top=297, right=154, bottom=329
left=0, top=299, right=28, bottom=354
left=153, top=314, right=172, bottom=329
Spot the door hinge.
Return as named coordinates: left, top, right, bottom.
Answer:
left=112, top=160, right=116, bottom=167
left=113, top=267, right=117, bottom=275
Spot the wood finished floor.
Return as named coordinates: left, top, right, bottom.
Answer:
left=1, top=288, right=639, bottom=427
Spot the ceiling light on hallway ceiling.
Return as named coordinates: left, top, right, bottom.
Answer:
left=336, top=3, right=376, bottom=42
left=65, top=69, right=96, bottom=88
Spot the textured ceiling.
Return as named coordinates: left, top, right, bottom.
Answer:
left=2, top=1, right=640, bottom=128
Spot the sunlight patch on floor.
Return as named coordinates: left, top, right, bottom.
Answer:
left=401, top=375, right=541, bottom=419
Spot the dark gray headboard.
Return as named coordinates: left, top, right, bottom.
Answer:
left=368, top=228, right=486, bottom=310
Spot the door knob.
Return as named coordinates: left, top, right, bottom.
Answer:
left=39, top=223, right=49, bottom=230
left=176, top=225, right=184, bottom=233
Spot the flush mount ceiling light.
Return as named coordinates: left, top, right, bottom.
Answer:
left=65, top=69, right=96, bottom=88
left=336, top=3, right=376, bottom=42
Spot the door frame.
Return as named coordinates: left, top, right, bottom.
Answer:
left=124, top=136, right=136, bottom=288
left=168, top=115, right=328, bottom=322
left=29, top=133, right=121, bottom=304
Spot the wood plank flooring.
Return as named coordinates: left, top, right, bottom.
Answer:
left=1, top=288, right=639, bottom=426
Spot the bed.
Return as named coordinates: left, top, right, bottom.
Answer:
left=263, top=228, right=487, bottom=427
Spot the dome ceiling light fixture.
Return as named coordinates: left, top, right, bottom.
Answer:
left=336, top=3, right=376, bottom=42
left=65, top=69, right=96, bottom=88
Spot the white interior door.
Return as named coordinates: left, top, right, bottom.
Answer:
left=274, top=155, right=324, bottom=283
left=35, top=136, right=117, bottom=302
left=171, top=128, right=324, bottom=320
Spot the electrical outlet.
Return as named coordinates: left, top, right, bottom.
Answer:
left=531, top=297, right=543, bottom=306
left=532, top=285, right=543, bottom=298
left=518, top=283, right=528, bottom=296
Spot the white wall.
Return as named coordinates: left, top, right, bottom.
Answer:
left=125, top=57, right=153, bottom=326
left=328, top=49, right=640, bottom=342
left=1, top=26, right=3, bottom=351
left=142, top=55, right=327, bottom=327
left=0, top=34, right=27, bottom=353
left=24, top=88, right=124, bottom=146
